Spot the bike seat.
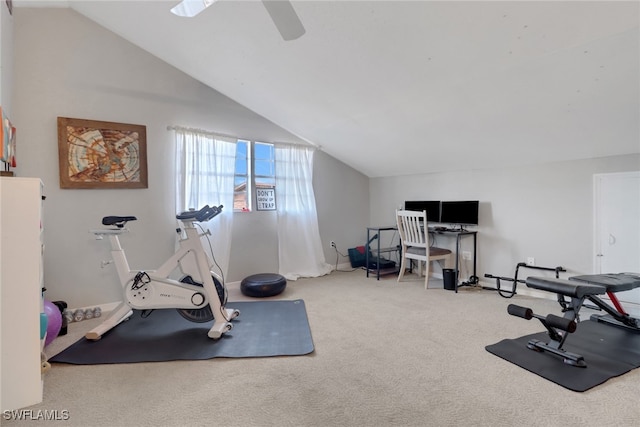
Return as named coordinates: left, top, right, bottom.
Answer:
left=102, top=216, right=137, bottom=227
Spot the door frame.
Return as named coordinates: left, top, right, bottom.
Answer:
left=593, top=170, right=640, bottom=273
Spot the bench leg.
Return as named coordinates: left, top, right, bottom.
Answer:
left=587, top=294, right=640, bottom=330
left=527, top=339, right=587, bottom=367
left=508, top=296, right=588, bottom=367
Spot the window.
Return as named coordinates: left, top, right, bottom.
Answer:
left=234, top=141, right=276, bottom=211
left=234, top=140, right=250, bottom=211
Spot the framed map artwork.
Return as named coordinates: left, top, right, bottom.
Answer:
left=57, top=117, right=148, bottom=189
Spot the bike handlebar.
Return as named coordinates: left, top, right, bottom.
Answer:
left=176, top=205, right=223, bottom=222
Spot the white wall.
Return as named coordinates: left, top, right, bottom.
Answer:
left=15, top=7, right=636, bottom=310
left=314, top=150, right=370, bottom=268
left=11, top=8, right=370, bottom=308
left=0, top=0, right=13, bottom=111
left=370, top=154, right=640, bottom=283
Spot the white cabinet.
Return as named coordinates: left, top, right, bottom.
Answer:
left=1, top=177, right=44, bottom=411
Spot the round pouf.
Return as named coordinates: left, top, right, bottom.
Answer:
left=241, top=273, right=287, bottom=298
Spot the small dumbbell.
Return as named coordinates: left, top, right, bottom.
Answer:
left=73, top=309, right=85, bottom=322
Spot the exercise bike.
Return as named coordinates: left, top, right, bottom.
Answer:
left=85, top=205, right=239, bottom=341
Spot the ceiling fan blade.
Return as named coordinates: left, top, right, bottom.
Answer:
left=262, top=1, right=306, bottom=41
left=171, top=0, right=218, bottom=18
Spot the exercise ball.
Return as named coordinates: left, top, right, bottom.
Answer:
left=43, top=300, right=62, bottom=347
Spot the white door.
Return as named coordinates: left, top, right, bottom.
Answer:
left=594, top=171, right=640, bottom=308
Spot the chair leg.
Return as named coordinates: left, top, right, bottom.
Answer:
left=397, top=256, right=407, bottom=282
left=424, top=259, right=430, bottom=290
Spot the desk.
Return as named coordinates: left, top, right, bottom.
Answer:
left=429, top=229, right=478, bottom=292
left=365, top=226, right=478, bottom=288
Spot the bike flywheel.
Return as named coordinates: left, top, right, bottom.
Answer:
left=176, top=275, right=227, bottom=323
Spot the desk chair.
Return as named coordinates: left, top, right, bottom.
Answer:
left=396, top=210, right=453, bottom=289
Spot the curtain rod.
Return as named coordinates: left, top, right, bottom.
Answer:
left=167, top=125, right=320, bottom=150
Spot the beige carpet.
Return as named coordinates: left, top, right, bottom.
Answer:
left=6, top=270, right=640, bottom=426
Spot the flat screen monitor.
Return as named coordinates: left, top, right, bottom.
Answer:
left=440, top=200, right=479, bottom=225
left=404, top=200, right=441, bottom=223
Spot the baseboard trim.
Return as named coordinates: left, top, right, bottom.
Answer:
left=331, top=262, right=358, bottom=272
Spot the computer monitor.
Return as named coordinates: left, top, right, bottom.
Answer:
left=404, top=200, right=441, bottom=223
left=440, top=200, right=479, bottom=226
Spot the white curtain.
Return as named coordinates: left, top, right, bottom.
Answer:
left=174, top=127, right=236, bottom=279
left=275, top=145, right=332, bottom=280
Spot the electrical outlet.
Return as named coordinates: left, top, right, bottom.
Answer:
left=330, top=240, right=336, bottom=249
left=462, top=251, right=471, bottom=260
left=527, top=257, right=535, bottom=266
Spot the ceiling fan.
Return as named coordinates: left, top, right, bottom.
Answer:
left=170, top=0, right=306, bottom=41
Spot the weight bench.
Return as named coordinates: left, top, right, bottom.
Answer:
left=569, top=273, right=640, bottom=330
left=507, top=273, right=640, bottom=367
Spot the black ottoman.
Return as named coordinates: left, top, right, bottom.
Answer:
left=241, top=273, right=287, bottom=298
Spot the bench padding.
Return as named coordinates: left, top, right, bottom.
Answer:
left=525, top=277, right=606, bottom=298
left=569, top=273, right=640, bottom=293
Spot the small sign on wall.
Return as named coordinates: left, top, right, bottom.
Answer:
left=256, top=188, right=276, bottom=211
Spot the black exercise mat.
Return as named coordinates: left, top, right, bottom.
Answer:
left=486, top=319, right=640, bottom=392
left=50, top=299, right=314, bottom=365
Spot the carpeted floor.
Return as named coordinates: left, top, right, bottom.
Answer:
left=6, top=270, right=640, bottom=427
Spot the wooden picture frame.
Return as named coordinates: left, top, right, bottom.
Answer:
left=57, top=117, right=148, bottom=189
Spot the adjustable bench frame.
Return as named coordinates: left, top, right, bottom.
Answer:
left=568, top=274, right=640, bottom=330
left=507, top=273, right=640, bottom=368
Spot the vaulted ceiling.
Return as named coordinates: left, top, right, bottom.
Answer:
left=16, top=1, right=640, bottom=177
